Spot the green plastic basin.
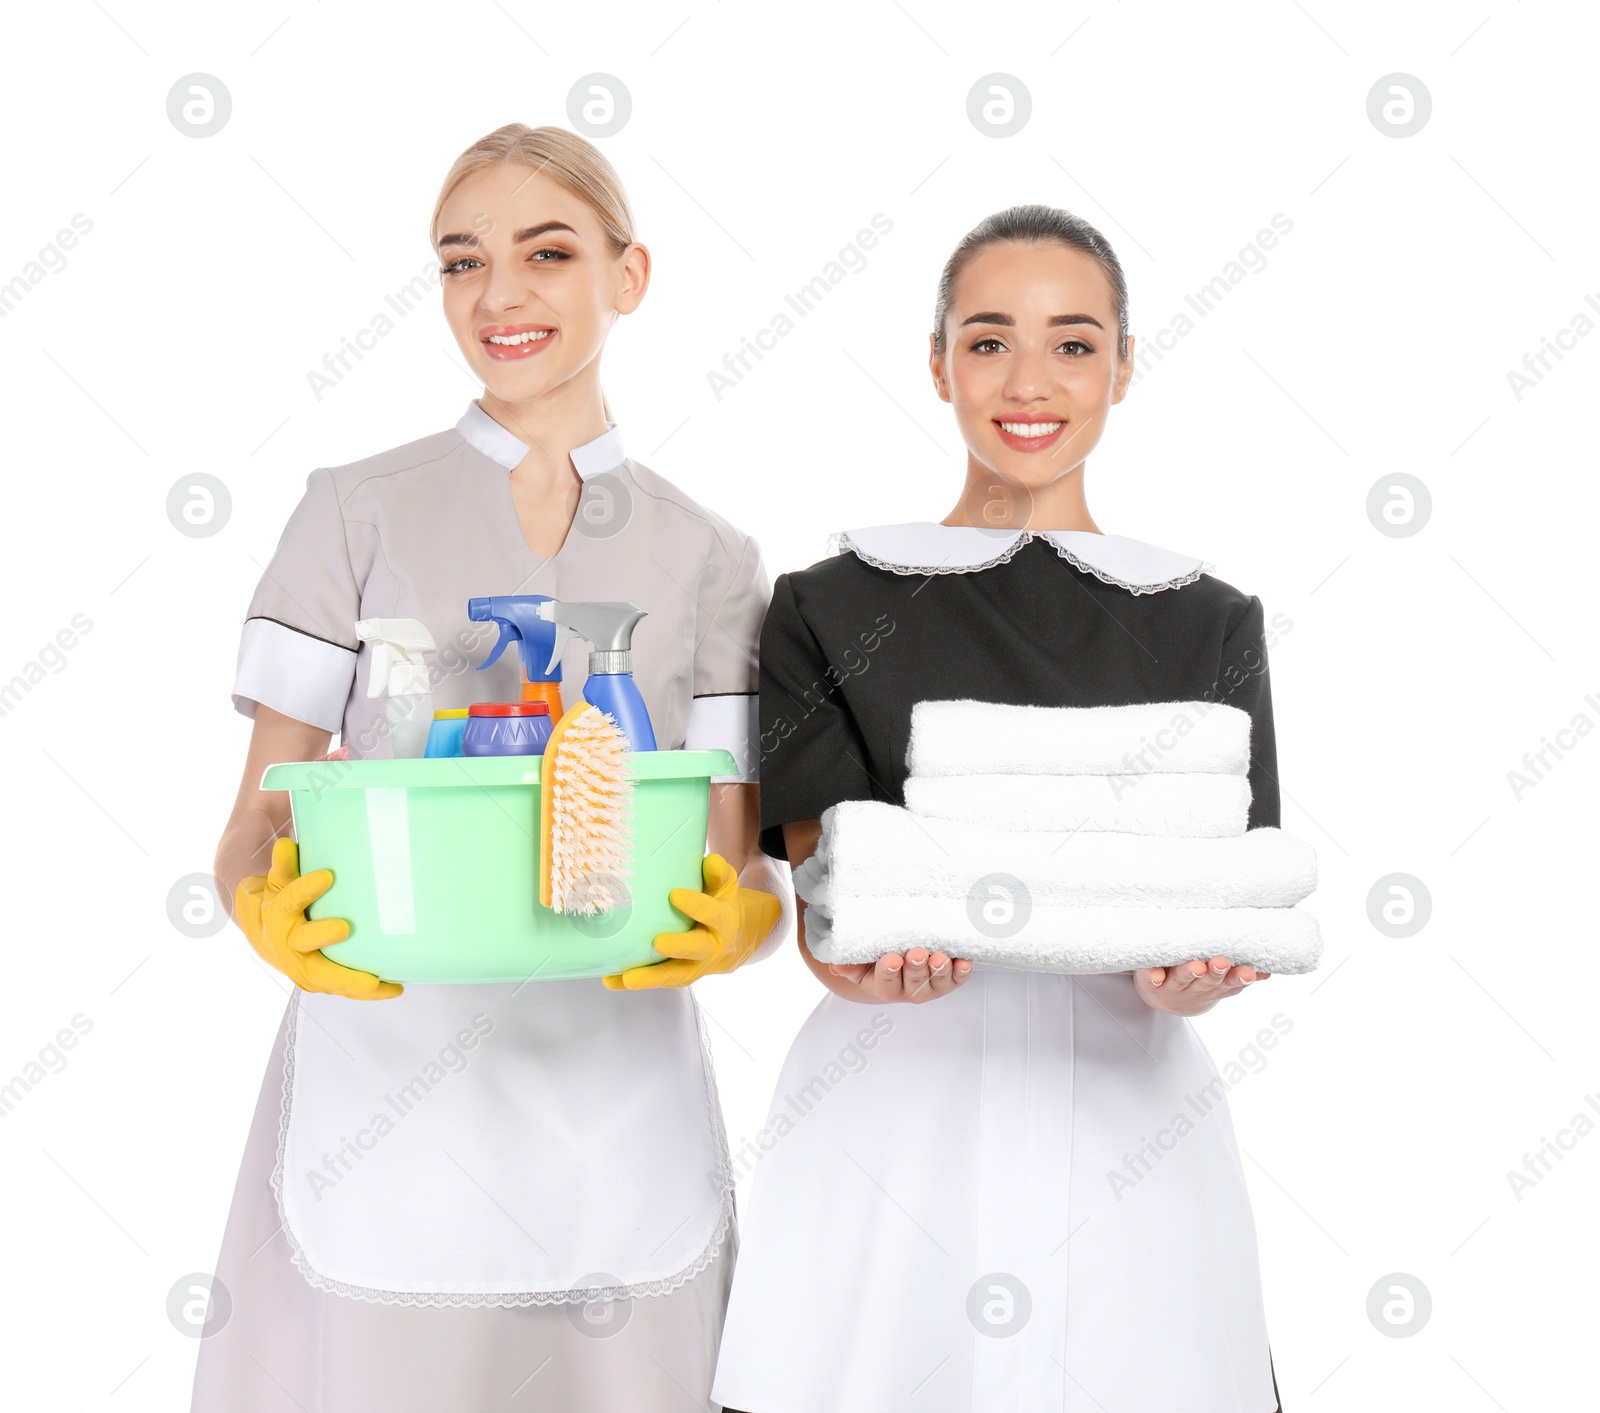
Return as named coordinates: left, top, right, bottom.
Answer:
left=259, top=750, right=735, bottom=984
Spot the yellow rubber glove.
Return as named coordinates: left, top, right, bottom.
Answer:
left=236, top=838, right=402, bottom=1000
left=604, top=853, right=781, bottom=990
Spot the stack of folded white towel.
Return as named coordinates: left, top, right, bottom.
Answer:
left=794, top=699, right=1323, bottom=976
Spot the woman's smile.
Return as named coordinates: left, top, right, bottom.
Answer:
left=993, top=414, right=1066, bottom=452
left=480, top=321, right=558, bottom=361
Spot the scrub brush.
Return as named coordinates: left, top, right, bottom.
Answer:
left=539, top=702, right=635, bottom=915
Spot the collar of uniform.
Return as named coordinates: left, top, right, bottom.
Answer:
left=833, top=522, right=1209, bottom=595
left=454, top=400, right=626, bottom=479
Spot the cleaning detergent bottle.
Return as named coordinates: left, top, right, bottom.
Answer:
left=355, top=618, right=437, bottom=759
left=537, top=600, right=657, bottom=751
left=468, top=595, right=565, bottom=719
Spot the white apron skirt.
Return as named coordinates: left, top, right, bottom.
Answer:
left=273, top=984, right=729, bottom=1301
left=711, top=968, right=1280, bottom=1413
left=193, top=985, right=738, bottom=1413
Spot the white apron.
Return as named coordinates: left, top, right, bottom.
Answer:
left=275, top=983, right=731, bottom=1304
left=712, top=967, right=1280, bottom=1413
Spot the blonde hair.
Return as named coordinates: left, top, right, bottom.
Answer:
left=432, top=124, right=636, bottom=421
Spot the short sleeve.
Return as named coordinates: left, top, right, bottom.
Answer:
left=1215, top=595, right=1280, bottom=830
left=231, top=468, right=360, bottom=733
left=756, top=572, right=876, bottom=861
left=683, top=530, right=771, bottom=783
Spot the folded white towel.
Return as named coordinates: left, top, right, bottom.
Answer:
left=793, top=697, right=1320, bottom=976
left=906, top=699, right=1252, bottom=778
left=801, top=800, right=1315, bottom=911
left=903, top=771, right=1252, bottom=838
left=798, top=893, right=1323, bottom=976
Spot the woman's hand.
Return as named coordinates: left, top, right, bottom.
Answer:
left=604, top=853, right=782, bottom=990
left=782, top=820, right=972, bottom=1005
left=822, top=947, right=973, bottom=1005
left=1133, top=955, right=1267, bottom=1016
left=236, top=838, right=402, bottom=1001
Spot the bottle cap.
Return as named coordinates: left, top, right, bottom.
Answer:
left=468, top=701, right=551, bottom=717
left=432, top=708, right=470, bottom=719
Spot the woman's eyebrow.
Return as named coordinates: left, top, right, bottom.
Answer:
left=436, top=220, right=578, bottom=252
left=957, top=311, right=1105, bottom=329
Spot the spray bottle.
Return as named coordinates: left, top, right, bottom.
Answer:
left=537, top=600, right=657, bottom=751
left=355, top=618, right=437, bottom=759
left=468, top=595, right=565, bottom=719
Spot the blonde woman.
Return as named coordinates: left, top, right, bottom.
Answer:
left=191, top=125, right=786, bottom=1413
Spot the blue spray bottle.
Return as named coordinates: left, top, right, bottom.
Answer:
left=467, top=595, right=564, bottom=719
left=536, top=600, right=657, bottom=751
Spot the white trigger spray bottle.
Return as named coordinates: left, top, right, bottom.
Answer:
left=355, top=618, right=437, bottom=759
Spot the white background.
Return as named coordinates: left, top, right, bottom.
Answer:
left=2, top=0, right=1595, bottom=1407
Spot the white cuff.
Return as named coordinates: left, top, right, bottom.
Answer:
left=685, top=693, right=759, bottom=783
left=233, top=616, right=355, bottom=733
left=748, top=859, right=794, bottom=964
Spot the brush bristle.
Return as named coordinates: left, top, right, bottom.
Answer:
left=547, top=705, right=634, bottom=915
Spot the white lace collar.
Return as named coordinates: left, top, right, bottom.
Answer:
left=834, top=522, right=1208, bottom=595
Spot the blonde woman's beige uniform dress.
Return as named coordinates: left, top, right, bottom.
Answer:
left=191, top=403, right=772, bottom=1413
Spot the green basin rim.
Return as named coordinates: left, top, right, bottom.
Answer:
left=261, top=748, right=738, bottom=791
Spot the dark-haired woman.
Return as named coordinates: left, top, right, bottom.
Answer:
left=711, top=207, right=1285, bottom=1413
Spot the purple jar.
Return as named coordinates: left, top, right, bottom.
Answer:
left=462, top=701, right=553, bottom=757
